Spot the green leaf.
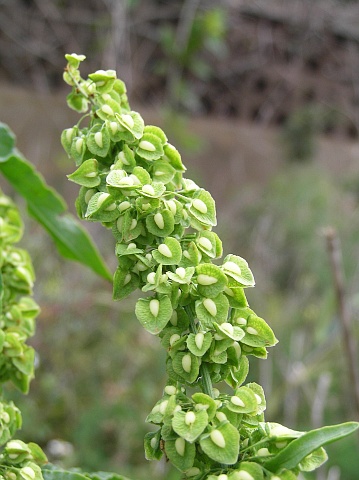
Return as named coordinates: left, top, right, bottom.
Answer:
left=227, top=386, right=258, bottom=414
left=143, top=125, right=167, bottom=144
left=0, top=123, right=15, bottom=161
left=85, top=192, right=119, bottom=222
left=86, top=124, right=111, bottom=157
left=229, top=462, right=264, bottom=480
left=139, top=182, right=166, bottom=199
left=241, top=315, right=278, bottom=348
left=195, top=293, right=229, bottom=328
left=132, top=166, right=151, bottom=185
left=152, top=237, right=182, bottom=266
left=65, top=53, right=86, bottom=68
left=67, top=159, right=101, bottom=188
left=113, top=267, right=139, bottom=300
left=222, top=254, right=255, bottom=287
left=116, top=111, right=144, bottom=140
left=135, top=295, right=173, bottom=334
left=151, top=160, right=175, bottom=184
left=299, top=447, right=328, bottom=472
left=199, top=421, right=239, bottom=465
left=179, top=241, right=201, bottom=268
left=172, top=351, right=199, bottom=383
left=61, top=127, right=78, bottom=156
left=115, top=146, right=136, bottom=171
left=70, top=136, right=87, bottom=165
left=42, top=465, right=133, bottom=480
left=196, top=231, right=222, bottom=259
left=146, top=210, right=175, bottom=237
left=42, top=468, right=90, bottom=480
left=167, top=266, right=195, bottom=285
left=85, top=473, right=133, bottom=480
left=191, top=393, right=217, bottom=421
left=164, top=437, right=196, bottom=472
left=172, top=409, right=208, bottom=442
left=195, top=263, right=227, bottom=298
left=264, top=422, right=359, bottom=473
left=106, top=170, right=136, bottom=191
left=226, top=356, right=249, bottom=389
left=224, top=279, right=248, bottom=308
left=67, top=91, right=89, bottom=113
left=12, top=346, right=35, bottom=376
left=42, top=466, right=87, bottom=480
left=163, top=143, right=186, bottom=172
left=9, top=369, right=31, bottom=393
left=188, top=189, right=217, bottom=227
left=27, top=443, right=48, bottom=465
left=246, top=382, right=266, bottom=415
left=136, top=133, right=164, bottom=161
left=214, top=322, right=245, bottom=342
left=144, top=430, right=163, bottom=461
left=96, top=99, right=121, bottom=121
left=0, top=149, right=111, bottom=281
left=88, top=69, right=117, bottom=93
left=186, top=331, right=212, bottom=356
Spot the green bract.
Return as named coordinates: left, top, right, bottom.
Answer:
left=67, top=159, right=101, bottom=188
left=135, top=296, right=173, bottom=334
left=199, top=422, right=240, bottom=465
left=62, top=55, right=359, bottom=480
left=172, top=409, right=208, bottom=442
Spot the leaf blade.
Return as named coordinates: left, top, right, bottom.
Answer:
left=0, top=151, right=111, bottom=281
left=264, top=422, right=359, bottom=472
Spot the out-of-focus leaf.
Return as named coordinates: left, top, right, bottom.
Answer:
left=0, top=123, right=15, bottom=162
left=0, top=123, right=111, bottom=281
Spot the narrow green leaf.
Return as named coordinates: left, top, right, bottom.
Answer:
left=42, top=466, right=133, bottom=480
left=42, top=469, right=92, bottom=480
left=85, top=471, right=133, bottom=480
left=0, top=153, right=111, bottom=281
left=264, top=422, right=359, bottom=472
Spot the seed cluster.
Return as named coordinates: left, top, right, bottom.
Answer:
left=0, top=192, right=47, bottom=480
left=62, top=54, right=323, bottom=480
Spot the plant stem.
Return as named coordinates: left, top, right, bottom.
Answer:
left=325, top=227, right=359, bottom=420
left=184, top=304, right=214, bottom=398
left=200, top=363, right=214, bottom=398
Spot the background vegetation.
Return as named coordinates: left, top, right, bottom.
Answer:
left=1, top=1, right=359, bottom=479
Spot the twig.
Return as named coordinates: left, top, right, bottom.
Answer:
left=311, top=372, right=331, bottom=429
left=324, top=227, right=359, bottom=419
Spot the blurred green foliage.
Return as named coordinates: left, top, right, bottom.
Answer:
left=227, top=163, right=359, bottom=478
left=281, top=106, right=339, bottom=162
left=157, top=6, right=227, bottom=111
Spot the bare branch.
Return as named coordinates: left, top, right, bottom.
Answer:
left=324, top=227, right=359, bottom=420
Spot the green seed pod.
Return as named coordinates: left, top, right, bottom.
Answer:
left=175, top=437, right=185, bottom=456
left=184, top=411, right=196, bottom=426
left=182, top=354, right=192, bottom=373
left=210, top=429, right=226, bottom=448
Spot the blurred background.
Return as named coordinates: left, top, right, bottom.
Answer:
left=1, top=0, right=359, bottom=479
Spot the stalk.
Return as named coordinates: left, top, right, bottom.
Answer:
left=184, top=304, right=214, bottom=399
